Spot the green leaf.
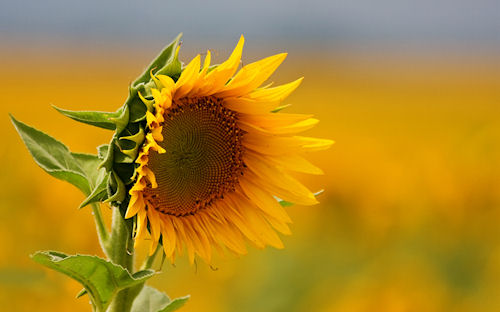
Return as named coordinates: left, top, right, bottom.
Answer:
left=53, top=105, right=121, bottom=130
left=79, top=170, right=109, bottom=208
left=160, top=296, right=190, bottom=312
left=128, top=94, right=149, bottom=123
left=131, top=286, right=190, bottom=312
left=109, top=103, right=130, bottom=135
left=133, top=33, right=183, bottom=87
left=72, top=153, right=105, bottom=188
left=32, top=251, right=155, bottom=312
left=131, top=286, right=171, bottom=312
left=10, top=115, right=91, bottom=194
left=105, top=170, right=126, bottom=203
left=72, top=153, right=110, bottom=207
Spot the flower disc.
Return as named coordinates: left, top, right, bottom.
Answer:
left=144, top=96, right=244, bottom=216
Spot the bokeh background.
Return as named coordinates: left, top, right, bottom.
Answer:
left=1, top=0, right=500, bottom=311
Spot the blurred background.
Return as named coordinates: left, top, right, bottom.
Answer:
left=1, top=0, right=500, bottom=311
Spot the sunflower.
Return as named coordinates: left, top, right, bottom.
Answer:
left=125, top=35, right=333, bottom=264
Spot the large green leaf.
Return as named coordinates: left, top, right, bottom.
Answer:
left=72, top=152, right=106, bottom=188
left=53, top=105, right=121, bottom=130
left=132, top=33, right=183, bottom=87
left=10, top=115, right=91, bottom=194
left=160, top=296, right=190, bottom=312
left=131, top=286, right=170, bottom=312
left=79, top=170, right=109, bottom=208
left=32, top=251, right=155, bottom=312
left=132, top=286, right=190, bottom=312
left=72, top=152, right=110, bottom=207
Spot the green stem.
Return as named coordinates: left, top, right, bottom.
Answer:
left=106, top=205, right=138, bottom=312
left=90, top=203, right=110, bottom=257
left=141, top=244, right=162, bottom=270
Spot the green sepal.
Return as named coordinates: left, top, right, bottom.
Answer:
left=105, top=171, right=126, bottom=204
left=206, top=64, right=218, bottom=74
left=131, top=286, right=190, bottom=312
left=52, top=105, right=122, bottom=130
left=11, top=115, right=91, bottom=194
left=117, top=127, right=145, bottom=159
left=113, top=146, right=136, bottom=163
left=31, top=251, right=155, bottom=312
left=76, top=288, right=87, bottom=299
left=128, top=92, right=148, bottom=123
left=79, top=170, right=109, bottom=208
left=109, top=103, right=130, bottom=135
left=155, top=50, right=182, bottom=81
left=132, top=33, right=183, bottom=87
left=278, top=199, right=294, bottom=207
left=127, top=32, right=182, bottom=123
left=113, top=163, right=136, bottom=186
left=97, top=144, right=109, bottom=160
left=99, top=138, right=115, bottom=171
left=271, top=104, right=291, bottom=113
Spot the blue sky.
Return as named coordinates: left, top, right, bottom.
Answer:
left=1, top=0, right=499, bottom=47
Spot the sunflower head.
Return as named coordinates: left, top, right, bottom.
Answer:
left=121, top=35, right=333, bottom=264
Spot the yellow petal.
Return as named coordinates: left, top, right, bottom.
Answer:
left=202, top=212, right=247, bottom=255
left=189, top=51, right=213, bottom=95
left=263, top=153, right=324, bottom=175
left=172, top=217, right=195, bottom=263
left=187, top=217, right=212, bottom=263
left=247, top=78, right=303, bottom=102
left=157, top=74, right=175, bottom=92
left=215, top=53, right=287, bottom=98
left=218, top=199, right=265, bottom=248
left=134, top=209, right=148, bottom=248
left=223, top=97, right=280, bottom=114
left=151, top=88, right=164, bottom=107
left=243, top=131, right=333, bottom=155
left=263, top=213, right=292, bottom=235
left=125, top=192, right=144, bottom=219
left=199, top=35, right=244, bottom=95
left=161, top=216, right=177, bottom=257
left=238, top=111, right=319, bottom=135
left=298, top=136, right=335, bottom=152
left=232, top=192, right=284, bottom=248
left=238, top=177, right=292, bottom=223
left=148, top=209, right=161, bottom=246
left=175, top=54, right=201, bottom=98
left=239, top=112, right=313, bottom=128
left=243, top=153, right=318, bottom=205
left=146, top=111, right=159, bottom=128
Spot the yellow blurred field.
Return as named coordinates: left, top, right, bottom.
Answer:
left=1, top=46, right=500, bottom=311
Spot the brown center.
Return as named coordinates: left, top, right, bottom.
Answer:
left=144, top=96, right=244, bottom=216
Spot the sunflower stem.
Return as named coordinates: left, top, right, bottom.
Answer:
left=107, top=205, right=138, bottom=312
left=90, top=203, right=110, bottom=257
left=141, top=244, right=162, bottom=270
